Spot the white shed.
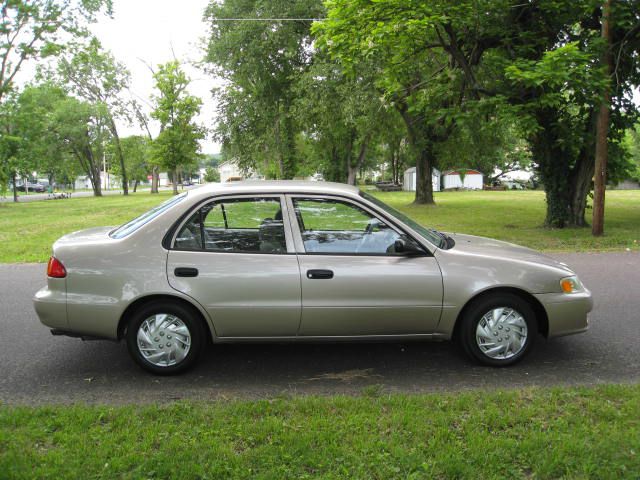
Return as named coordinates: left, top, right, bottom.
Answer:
left=403, top=167, right=441, bottom=192
left=442, top=169, right=483, bottom=190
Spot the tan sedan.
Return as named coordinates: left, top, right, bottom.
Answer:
left=34, top=181, right=592, bottom=374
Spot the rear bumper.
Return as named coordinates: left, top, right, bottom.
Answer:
left=534, top=290, right=593, bottom=337
left=33, top=286, right=68, bottom=329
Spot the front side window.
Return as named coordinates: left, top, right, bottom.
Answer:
left=174, top=197, right=287, bottom=254
left=292, top=197, right=415, bottom=255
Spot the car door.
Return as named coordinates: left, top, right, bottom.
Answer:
left=287, top=195, right=443, bottom=337
left=166, top=195, right=302, bottom=338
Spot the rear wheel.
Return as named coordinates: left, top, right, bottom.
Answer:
left=459, top=293, right=537, bottom=367
left=125, top=301, right=205, bottom=375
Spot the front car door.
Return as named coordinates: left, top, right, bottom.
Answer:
left=167, top=195, right=301, bottom=338
left=287, top=194, right=443, bottom=337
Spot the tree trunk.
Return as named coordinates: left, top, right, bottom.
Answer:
left=532, top=106, right=599, bottom=228
left=567, top=149, right=595, bottom=227
left=347, top=134, right=371, bottom=186
left=133, top=179, right=139, bottom=193
left=592, top=0, right=613, bottom=236
left=86, top=146, right=102, bottom=197
left=151, top=166, right=159, bottom=193
left=108, top=115, right=128, bottom=195
left=172, top=169, right=178, bottom=195
left=414, top=144, right=434, bottom=204
left=11, top=171, right=17, bottom=202
left=398, top=107, right=435, bottom=204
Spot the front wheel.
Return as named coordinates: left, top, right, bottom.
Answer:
left=125, top=301, right=205, bottom=375
left=459, top=293, right=537, bottom=367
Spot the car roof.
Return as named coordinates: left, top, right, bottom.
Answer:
left=186, top=180, right=360, bottom=200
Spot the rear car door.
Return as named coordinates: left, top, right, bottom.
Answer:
left=167, top=195, right=301, bottom=338
left=287, top=195, right=443, bottom=337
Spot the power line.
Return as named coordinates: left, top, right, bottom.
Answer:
left=209, top=18, right=325, bottom=21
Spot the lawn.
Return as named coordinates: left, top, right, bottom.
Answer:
left=0, top=192, right=174, bottom=263
left=374, top=189, right=640, bottom=252
left=0, top=189, right=638, bottom=263
left=1, top=385, right=639, bottom=479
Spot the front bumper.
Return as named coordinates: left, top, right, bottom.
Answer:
left=33, top=285, right=68, bottom=329
left=534, top=290, right=593, bottom=337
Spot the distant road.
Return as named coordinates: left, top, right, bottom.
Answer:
left=0, top=252, right=638, bottom=405
left=0, top=186, right=193, bottom=203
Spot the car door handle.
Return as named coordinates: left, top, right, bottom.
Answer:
left=174, top=267, right=198, bottom=277
left=307, top=269, right=334, bottom=280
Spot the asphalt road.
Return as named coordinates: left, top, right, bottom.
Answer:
left=1, top=252, right=638, bottom=405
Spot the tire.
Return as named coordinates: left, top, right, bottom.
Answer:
left=458, top=293, right=537, bottom=367
left=125, top=301, right=205, bottom=375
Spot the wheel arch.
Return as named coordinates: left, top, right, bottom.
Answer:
left=451, top=286, right=549, bottom=341
left=117, top=294, right=215, bottom=342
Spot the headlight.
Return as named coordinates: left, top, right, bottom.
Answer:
left=560, top=275, right=583, bottom=294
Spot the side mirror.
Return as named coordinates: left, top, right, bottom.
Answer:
left=394, top=238, right=424, bottom=256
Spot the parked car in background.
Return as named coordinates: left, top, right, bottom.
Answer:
left=16, top=182, right=46, bottom=193
left=34, top=181, right=592, bottom=374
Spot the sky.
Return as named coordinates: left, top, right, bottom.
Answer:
left=90, top=0, right=221, bottom=153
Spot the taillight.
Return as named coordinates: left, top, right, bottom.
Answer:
left=47, top=256, right=67, bottom=278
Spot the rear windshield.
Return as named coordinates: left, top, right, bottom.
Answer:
left=110, top=193, right=186, bottom=239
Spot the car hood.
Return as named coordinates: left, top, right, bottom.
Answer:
left=445, top=233, right=574, bottom=273
left=54, top=226, right=115, bottom=247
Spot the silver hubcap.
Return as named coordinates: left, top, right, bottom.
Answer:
left=137, top=314, right=191, bottom=367
left=475, top=307, right=528, bottom=360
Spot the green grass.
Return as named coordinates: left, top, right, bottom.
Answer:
left=0, top=192, right=173, bottom=263
left=0, top=189, right=638, bottom=263
left=1, top=385, right=639, bottom=479
left=374, top=190, right=640, bottom=252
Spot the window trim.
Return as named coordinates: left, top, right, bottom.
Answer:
left=168, top=194, right=295, bottom=255
left=286, top=194, right=431, bottom=257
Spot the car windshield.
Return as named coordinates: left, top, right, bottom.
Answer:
left=360, top=191, right=446, bottom=248
left=110, top=193, right=186, bottom=239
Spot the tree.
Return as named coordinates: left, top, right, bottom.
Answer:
left=58, top=37, right=132, bottom=194
left=204, top=166, right=219, bottom=183
left=0, top=93, right=23, bottom=201
left=314, top=0, right=479, bottom=203
left=50, top=96, right=109, bottom=196
left=0, top=0, right=112, bottom=103
left=150, top=61, right=204, bottom=195
left=204, top=0, right=324, bottom=179
left=293, top=56, right=390, bottom=184
left=110, top=135, right=151, bottom=192
left=317, top=0, right=640, bottom=224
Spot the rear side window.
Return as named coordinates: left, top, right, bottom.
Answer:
left=110, top=193, right=186, bottom=239
left=174, top=197, right=287, bottom=254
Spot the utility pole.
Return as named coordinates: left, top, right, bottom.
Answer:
left=592, top=0, right=613, bottom=236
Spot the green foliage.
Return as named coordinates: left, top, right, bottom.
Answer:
left=57, top=37, right=133, bottom=192
left=316, top=0, right=640, bottom=222
left=622, top=124, right=640, bottom=182
left=0, top=0, right=112, bottom=102
left=109, top=135, right=151, bottom=184
left=293, top=55, right=392, bottom=183
left=204, top=0, right=325, bottom=179
left=204, top=166, right=220, bottom=183
left=150, top=61, right=204, bottom=194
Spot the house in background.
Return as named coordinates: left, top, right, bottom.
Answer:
left=442, top=169, right=484, bottom=190
left=218, top=160, right=243, bottom=182
left=218, top=159, right=261, bottom=182
left=403, top=167, right=441, bottom=192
